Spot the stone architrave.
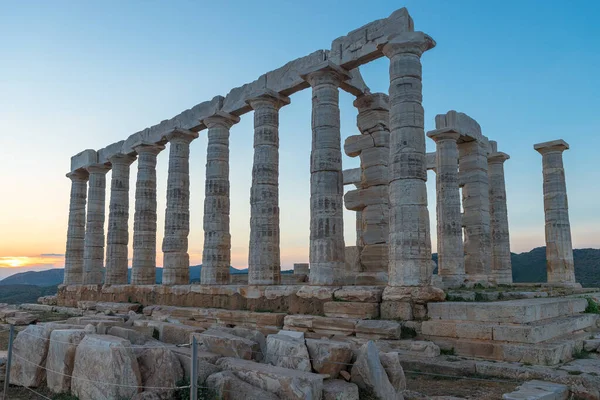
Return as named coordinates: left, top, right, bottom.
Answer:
left=458, top=138, right=492, bottom=282
left=488, top=148, right=513, bottom=284
left=427, top=128, right=465, bottom=287
left=534, top=140, right=576, bottom=284
left=201, top=112, right=240, bottom=285
left=64, top=170, right=89, bottom=285
left=303, top=64, right=349, bottom=286
left=105, top=154, right=136, bottom=285
left=83, top=163, right=111, bottom=285
left=381, top=31, right=436, bottom=286
left=162, top=128, right=199, bottom=285
left=132, top=144, right=165, bottom=285
left=246, top=90, right=290, bottom=285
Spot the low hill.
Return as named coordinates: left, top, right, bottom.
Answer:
left=0, top=284, right=58, bottom=305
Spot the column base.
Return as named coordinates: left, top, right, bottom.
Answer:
left=432, top=274, right=467, bottom=290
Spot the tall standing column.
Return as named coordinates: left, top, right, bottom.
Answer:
left=83, top=164, right=110, bottom=284
left=534, top=140, right=576, bottom=284
left=64, top=170, right=89, bottom=285
left=304, top=65, right=348, bottom=286
left=132, top=144, right=164, bottom=285
left=382, top=32, right=436, bottom=286
left=246, top=91, right=290, bottom=285
left=201, top=112, right=239, bottom=285
left=459, top=139, right=492, bottom=283
left=488, top=149, right=513, bottom=284
left=105, top=154, right=136, bottom=284
left=427, top=128, right=465, bottom=287
left=162, top=129, right=198, bottom=285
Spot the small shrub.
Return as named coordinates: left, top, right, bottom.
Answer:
left=152, top=328, right=160, bottom=340
left=584, top=297, right=600, bottom=314
left=568, top=370, right=583, bottom=375
left=572, top=348, right=591, bottom=359
left=440, top=347, right=455, bottom=356
left=474, top=293, right=486, bottom=302
left=400, top=325, right=416, bottom=339
left=473, top=283, right=485, bottom=290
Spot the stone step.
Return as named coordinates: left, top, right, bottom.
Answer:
left=428, top=297, right=587, bottom=324
left=422, top=314, right=598, bottom=343
left=427, top=331, right=590, bottom=365
left=503, top=380, right=569, bottom=400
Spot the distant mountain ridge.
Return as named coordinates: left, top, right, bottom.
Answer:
left=0, top=247, right=598, bottom=288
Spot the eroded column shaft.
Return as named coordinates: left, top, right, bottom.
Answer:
left=83, top=164, right=110, bottom=284
left=488, top=153, right=512, bottom=284
left=132, top=145, right=164, bottom=285
left=64, top=171, right=89, bottom=285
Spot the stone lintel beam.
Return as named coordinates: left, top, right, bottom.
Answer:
left=71, top=149, right=98, bottom=172
left=245, top=88, right=291, bottom=109
left=534, top=139, right=569, bottom=154
left=426, top=152, right=436, bottom=171
left=343, top=168, right=361, bottom=186
left=300, top=60, right=351, bottom=84
left=435, top=111, right=483, bottom=143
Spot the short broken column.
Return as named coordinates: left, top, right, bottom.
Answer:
left=427, top=128, right=465, bottom=288
left=488, top=142, right=513, bottom=284
left=105, top=154, right=136, bottom=285
left=162, top=129, right=199, bottom=285
left=303, top=64, right=349, bottom=285
left=83, top=163, right=111, bottom=285
left=534, top=140, right=576, bottom=284
left=382, top=32, right=436, bottom=286
left=246, top=90, right=290, bottom=285
left=132, top=144, right=165, bottom=285
left=201, top=112, right=240, bottom=285
left=64, top=170, right=89, bottom=285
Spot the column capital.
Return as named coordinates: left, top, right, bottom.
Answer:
left=488, top=152, right=510, bottom=164
left=165, top=127, right=199, bottom=143
left=246, top=89, right=291, bottom=110
left=301, top=61, right=351, bottom=87
left=427, top=127, right=461, bottom=142
left=353, top=92, right=389, bottom=112
left=202, top=111, right=240, bottom=129
left=381, top=31, right=436, bottom=58
left=133, top=143, right=166, bottom=155
left=534, top=139, right=569, bottom=155
left=108, top=153, right=137, bottom=166
left=85, top=163, right=111, bottom=174
left=66, top=170, right=89, bottom=182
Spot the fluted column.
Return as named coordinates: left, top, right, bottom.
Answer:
left=488, top=150, right=512, bottom=284
left=305, top=66, right=348, bottom=286
left=83, top=163, right=110, bottom=284
left=64, top=170, right=89, bottom=285
left=162, top=129, right=199, bottom=285
left=132, top=144, right=165, bottom=285
left=246, top=91, right=290, bottom=285
left=459, top=139, right=492, bottom=282
left=104, top=154, right=136, bottom=284
left=534, top=140, right=576, bottom=284
left=382, top=32, right=436, bottom=286
left=427, top=128, right=465, bottom=287
left=201, top=112, right=239, bottom=285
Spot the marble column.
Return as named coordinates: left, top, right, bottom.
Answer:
left=488, top=148, right=513, bottom=284
left=104, top=154, right=136, bottom=285
left=427, top=128, right=465, bottom=287
left=201, top=112, right=239, bottom=285
left=64, top=170, right=89, bottom=285
left=132, top=144, right=165, bottom=285
left=162, top=129, right=198, bottom=285
left=458, top=139, right=492, bottom=282
left=534, top=140, right=576, bottom=284
left=382, top=32, right=436, bottom=286
left=305, top=66, right=348, bottom=286
left=246, top=91, right=290, bottom=285
left=83, top=163, right=110, bottom=284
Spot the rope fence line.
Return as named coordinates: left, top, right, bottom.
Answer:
left=20, top=385, right=53, bottom=400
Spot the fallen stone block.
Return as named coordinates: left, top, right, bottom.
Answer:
left=502, top=379, right=569, bottom=400
left=265, top=334, right=311, bottom=371
left=95, top=302, right=142, bottom=314
left=198, top=329, right=260, bottom=360
left=17, top=303, right=54, bottom=313
left=380, top=352, right=407, bottom=392
left=6, top=312, right=37, bottom=326
left=333, top=286, right=383, bottom=303
left=323, top=379, right=359, bottom=400
left=351, top=341, right=401, bottom=400
left=137, top=346, right=183, bottom=399
left=46, top=329, right=88, bottom=393
left=306, top=338, right=353, bottom=378
left=217, top=357, right=326, bottom=400
left=206, top=371, right=279, bottom=400
left=108, top=326, right=149, bottom=345
left=355, top=320, right=402, bottom=340
left=324, top=301, right=379, bottom=319
left=160, top=322, right=204, bottom=345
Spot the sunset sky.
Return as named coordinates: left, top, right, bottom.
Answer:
left=1, top=0, right=599, bottom=279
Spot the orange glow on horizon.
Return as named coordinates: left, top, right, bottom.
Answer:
left=0, top=255, right=65, bottom=269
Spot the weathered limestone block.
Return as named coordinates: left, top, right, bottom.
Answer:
left=323, top=301, right=379, bottom=319
left=502, top=380, right=569, bottom=400
left=64, top=170, right=88, bottom=285
left=379, top=302, right=413, bottom=320
left=294, top=263, right=310, bottom=276
left=382, top=32, right=435, bottom=287
left=132, top=144, right=164, bottom=285
left=206, top=371, right=279, bottom=400
left=5, top=312, right=37, bottom=325
left=305, top=338, right=353, bottom=378
left=205, top=326, right=267, bottom=362
left=344, top=186, right=388, bottom=211
left=334, top=286, right=383, bottom=303
left=360, top=243, right=389, bottom=271
left=47, top=329, right=87, bottom=393
left=350, top=341, right=401, bottom=400
left=82, top=163, right=110, bottom=284
left=201, top=112, right=240, bottom=285
left=198, top=329, right=260, bottom=360
left=265, top=334, right=311, bottom=371
left=323, top=379, right=360, bottom=400
left=434, top=110, right=483, bottom=142
left=71, top=335, right=142, bottom=400
left=355, top=320, right=402, bottom=340
left=70, top=149, right=97, bottom=172
left=379, top=352, right=407, bottom=391
left=107, top=326, right=149, bottom=345
left=137, top=347, right=183, bottom=399
left=216, top=357, right=325, bottom=400
left=534, top=140, right=576, bottom=284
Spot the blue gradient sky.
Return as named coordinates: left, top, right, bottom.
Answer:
left=1, top=0, right=598, bottom=276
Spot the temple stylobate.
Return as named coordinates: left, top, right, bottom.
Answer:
left=62, top=7, right=579, bottom=298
